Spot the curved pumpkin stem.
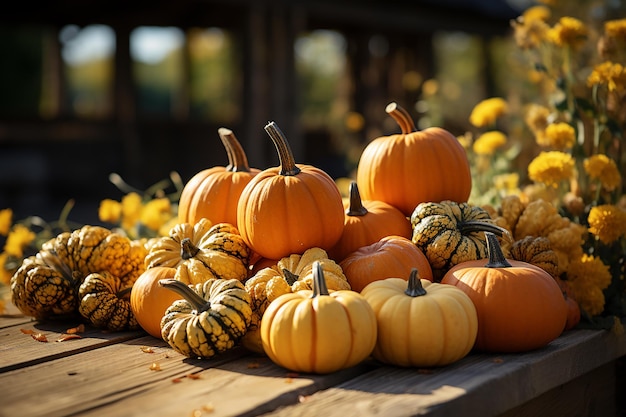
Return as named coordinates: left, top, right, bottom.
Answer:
left=180, top=238, right=200, bottom=260
left=484, top=232, right=512, bottom=268
left=311, top=261, right=330, bottom=298
left=459, top=221, right=513, bottom=243
left=347, top=181, right=368, bottom=216
left=264, top=121, right=301, bottom=176
left=218, top=127, right=252, bottom=173
left=159, top=279, right=211, bottom=313
left=405, top=268, right=427, bottom=297
left=385, top=102, right=416, bottom=135
left=282, top=268, right=299, bottom=286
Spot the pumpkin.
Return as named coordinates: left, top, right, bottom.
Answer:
left=441, top=232, right=568, bottom=353
left=78, top=270, right=140, bottom=331
left=178, top=128, right=260, bottom=228
left=361, top=268, right=477, bottom=367
left=260, top=261, right=377, bottom=374
left=556, top=277, right=581, bottom=330
left=339, top=235, right=432, bottom=292
left=159, top=278, right=252, bottom=358
left=328, top=181, right=412, bottom=263
left=356, top=102, right=471, bottom=216
left=411, top=200, right=511, bottom=280
left=508, top=235, right=559, bottom=278
left=11, top=225, right=146, bottom=320
left=145, top=218, right=250, bottom=284
left=130, top=266, right=181, bottom=338
left=236, top=122, right=345, bottom=260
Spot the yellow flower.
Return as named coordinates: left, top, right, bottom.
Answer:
left=524, top=104, right=551, bottom=133
left=4, top=224, right=36, bottom=258
left=98, top=199, right=122, bottom=223
left=493, top=173, right=520, bottom=194
left=522, top=5, right=551, bottom=23
left=140, top=198, right=173, bottom=232
left=469, top=97, right=508, bottom=127
left=457, top=133, right=472, bottom=150
left=527, top=151, right=575, bottom=188
left=0, top=209, right=12, bottom=236
left=547, top=16, right=588, bottom=48
left=567, top=254, right=612, bottom=316
left=512, top=11, right=550, bottom=49
left=586, top=61, right=626, bottom=93
left=0, top=252, right=12, bottom=285
left=539, top=122, right=576, bottom=150
left=472, top=131, right=507, bottom=156
left=604, top=18, right=626, bottom=41
left=120, top=192, right=143, bottom=232
left=587, top=204, right=626, bottom=244
left=584, top=154, right=622, bottom=191
left=569, top=279, right=605, bottom=316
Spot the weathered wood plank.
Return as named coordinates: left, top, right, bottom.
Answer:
left=262, top=329, right=626, bottom=417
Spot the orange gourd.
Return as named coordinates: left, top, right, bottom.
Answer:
left=441, top=232, right=568, bottom=353
left=178, top=127, right=260, bottom=227
left=329, top=181, right=412, bottom=263
left=130, top=266, right=181, bottom=339
left=236, top=122, right=345, bottom=260
left=356, top=102, right=471, bottom=216
left=340, top=235, right=432, bottom=292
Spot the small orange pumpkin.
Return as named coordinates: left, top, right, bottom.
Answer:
left=236, top=122, right=345, bottom=260
left=178, top=127, right=260, bottom=227
left=329, top=181, right=412, bottom=263
left=356, top=102, right=471, bottom=216
left=340, top=235, right=432, bottom=292
left=441, top=232, right=568, bottom=353
left=130, top=266, right=181, bottom=339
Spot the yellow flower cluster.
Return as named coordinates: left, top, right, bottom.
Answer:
left=527, top=151, right=575, bottom=188
left=536, top=122, right=576, bottom=150
left=584, top=154, right=622, bottom=192
left=587, top=204, right=626, bottom=244
left=567, top=254, right=612, bottom=316
left=587, top=61, right=626, bottom=93
left=469, top=98, right=508, bottom=128
left=547, top=16, right=588, bottom=48
left=0, top=209, right=36, bottom=286
left=472, top=131, right=507, bottom=156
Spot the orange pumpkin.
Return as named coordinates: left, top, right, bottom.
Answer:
left=236, top=122, right=345, bottom=260
left=340, top=235, right=432, bottom=292
left=441, top=232, right=568, bottom=353
left=329, top=181, right=412, bottom=263
left=556, top=277, right=581, bottom=330
left=130, top=266, right=181, bottom=339
left=178, top=127, right=260, bottom=227
left=356, top=102, right=471, bottom=216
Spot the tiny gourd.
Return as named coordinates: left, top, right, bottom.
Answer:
left=159, top=278, right=252, bottom=359
left=441, top=232, right=568, bottom=353
left=361, top=268, right=478, bottom=367
left=260, top=261, right=377, bottom=374
left=339, top=235, right=432, bottom=292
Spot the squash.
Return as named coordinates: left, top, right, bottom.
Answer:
left=441, top=232, right=568, bottom=353
left=411, top=200, right=511, bottom=280
left=130, top=266, right=181, bottom=338
left=236, top=122, right=345, bottom=260
left=339, top=235, right=432, bottom=292
left=356, top=102, right=471, bottom=216
left=260, top=261, right=377, bottom=374
left=361, top=268, right=477, bottom=367
left=11, top=225, right=147, bottom=320
left=145, top=218, right=250, bottom=284
left=328, top=181, right=412, bottom=263
left=178, top=128, right=260, bottom=228
left=159, top=278, right=252, bottom=359
left=78, top=270, right=140, bottom=331
left=508, top=235, right=559, bottom=278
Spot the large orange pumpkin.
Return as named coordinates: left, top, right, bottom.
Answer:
left=329, top=181, right=412, bottom=263
left=356, top=102, right=471, bottom=216
left=130, top=266, right=181, bottom=339
left=441, top=232, right=568, bottom=353
left=236, top=122, right=345, bottom=260
left=178, top=127, right=260, bottom=227
left=340, top=235, right=432, bottom=292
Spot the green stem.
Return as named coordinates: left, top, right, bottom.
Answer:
left=484, top=232, right=512, bottom=268
left=264, top=122, right=301, bottom=176
left=159, top=279, right=211, bottom=313
left=405, top=269, right=427, bottom=297
left=311, top=261, right=330, bottom=298
left=346, top=181, right=368, bottom=216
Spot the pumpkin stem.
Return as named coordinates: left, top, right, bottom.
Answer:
left=180, top=238, right=200, bottom=260
left=311, top=261, right=330, bottom=298
left=264, top=121, right=301, bottom=176
left=458, top=221, right=513, bottom=243
left=484, top=232, right=512, bottom=268
left=405, top=268, right=427, bottom=297
left=159, top=279, right=211, bottom=313
left=346, top=181, right=368, bottom=216
left=218, top=127, right=252, bottom=173
left=117, top=287, right=133, bottom=300
left=385, top=102, right=416, bottom=135
left=282, top=268, right=300, bottom=286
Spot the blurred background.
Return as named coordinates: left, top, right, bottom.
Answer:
left=1, top=0, right=612, bottom=225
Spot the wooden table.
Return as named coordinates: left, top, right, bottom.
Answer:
left=1, top=299, right=625, bottom=417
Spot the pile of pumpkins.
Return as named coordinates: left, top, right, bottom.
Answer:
left=11, top=103, right=575, bottom=375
